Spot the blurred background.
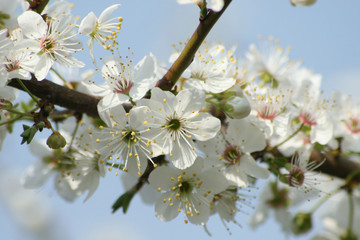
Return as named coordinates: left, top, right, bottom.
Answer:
left=1, top=0, right=360, bottom=239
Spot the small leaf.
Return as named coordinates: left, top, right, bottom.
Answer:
left=112, top=189, right=136, bottom=214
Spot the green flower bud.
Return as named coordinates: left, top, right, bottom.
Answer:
left=291, top=212, right=312, bottom=235
left=46, top=132, right=66, bottom=149
left=290, top=0, right=316, bottom=6
left=225, top=96, right=251, bottom=119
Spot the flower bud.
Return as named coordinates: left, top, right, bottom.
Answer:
left=291, top=212, right=312, bottom=235
left=46, top=132, right=66, bottom=149
left=290, top=0, right=316, bottom=6
left=225, top=96, right=251, bottom=119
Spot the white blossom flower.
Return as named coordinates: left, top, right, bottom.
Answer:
left=17, top=11, right=84, bottom=80
left=138, top=87, right=221, bottom=169
left=89, top=52, right=162, bottom=110
left=200, top=118, right=269, bottom=187
left=79, top=4, right=122, bottom=61
left=94, top=103, right=158, bottom=176
left=148, top=158, right=229, bottom=225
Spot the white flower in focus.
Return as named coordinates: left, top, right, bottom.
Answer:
left=149, top=158, right=229, bottom=225
left=17, top=11, right=84, bottom=80
left=291, top=0, right=316, bottom=6
left=94, top=104, right=158, bottom=176
left=138, top=87, right=221, bottom=169
left=87, top=52, right=162, bottom=110
left=79, top=4, right=122, bottom=61
left=177, top=0, right=225, bottom=12
left=201, top=118, right=269, bottom=187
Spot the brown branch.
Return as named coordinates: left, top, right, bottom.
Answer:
left=156, top=0, right=233, bottom=90
left=8, top=76, right=101, bottom=118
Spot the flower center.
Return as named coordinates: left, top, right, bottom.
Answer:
left=257, top=105, right=277, bottom=120
left=288, top=166, right=305, bottom=187
left=40, top=36, right=56, bottom=54
left=5, top=59, right=20, bottom=72
left=42, top=149, right=75, bottom=171
left=121, top=128, right=139, bottom=144
left=166, top=118, right=182, bottom=131
left=222, top=145, right=241, bottom=165
left=267, top=183, right=290, bottom=209
left=299, top=111, right=317, bottom=126
left=114, top=79, right=133, bottom=94
left=179, top=180, right=193, bottom=194
left=345, top=117, right=360, bottom=134
left=191, top=71, right=207, bottom=81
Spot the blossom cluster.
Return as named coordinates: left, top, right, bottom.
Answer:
left=0, top=0, right=358, bottom=238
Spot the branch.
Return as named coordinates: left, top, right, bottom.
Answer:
left=156, top=0, right=232, bottom=90
left=8, top=76, right=101, bottom=118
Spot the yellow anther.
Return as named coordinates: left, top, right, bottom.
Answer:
left=126, top=113, right=130, bottom=117
left=96, top=139, right=100, bottom=143
left=157, top=187, right=162, bottom=192
left=143, top=121, right=148, bottom=125
left=163, top=99, right=167, bottom=103
left=108, top=167, right=112, bottom=171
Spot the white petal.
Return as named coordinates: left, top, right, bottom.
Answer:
left=154, top=192, right=180, bottom=221
left=240, top=154, right=270, bottom=179
left=21, top=161, right=54, bottom=188
left=227, top=119, right=266, bottom=153
left=149, top=166, right=180, bottom=190
left=99, top=4, right=121, bottom=23
left=223, top=166, right=248, bottom=187
left=79, top=12, right=97, bottom=36
left=188, top=112, right=221, bottom=141
left=18, top=11, right=47, bottom=39
left=97, top=100, right=126, bottom=128
left=34, top=56, right=54, bottom=80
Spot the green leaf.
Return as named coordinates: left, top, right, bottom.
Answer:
left=20, top=124, right=38, bottom=145
left=112, top=189, right=136, bottom=214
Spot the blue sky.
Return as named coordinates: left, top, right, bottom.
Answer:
left=1, top=0, right=360, bottom=239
